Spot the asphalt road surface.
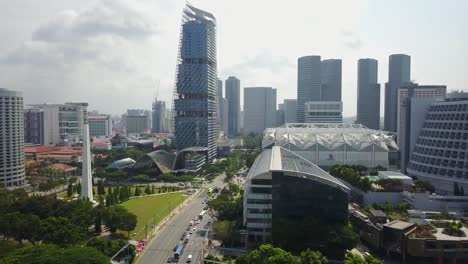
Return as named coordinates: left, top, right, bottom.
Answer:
left=138, top=176, right=225, bottom=264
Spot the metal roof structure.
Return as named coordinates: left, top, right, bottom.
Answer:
left=247, top=146, right=349, bottom=192
left=133, top=150, right=175, bottom=174
left=263, top=123, right=398, bottom=151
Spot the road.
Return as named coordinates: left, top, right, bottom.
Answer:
left=138, top=176, right=225, bottom=264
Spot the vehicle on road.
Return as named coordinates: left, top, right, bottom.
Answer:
left=167, top=256, right=173, bottom=263
left=174, top=244, right=184, bottom=262
left=187, top=254, right=192, bottom=263
left=198, top=210, right=207, bottom=220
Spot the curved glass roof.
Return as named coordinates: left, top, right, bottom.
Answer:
left=133, top=150, right=175, bottom=173
left=247, top=146, right=350, bottom=192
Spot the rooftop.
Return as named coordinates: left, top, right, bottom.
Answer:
left=369, top=209, right=387, bottom=218
left=248, top=146, right=350, bottom=192
left=263, top=123, right=398, bottom=151
left=384, top=220, right=415, bottom=230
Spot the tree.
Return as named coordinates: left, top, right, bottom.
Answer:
left=61, top=246, right=111, bottom=264
left=120, top=212, right=137, bottom=238
left=77, top=182, right=82, bottom=195
left=237, top=244, right=295, bottom=264
left=151, top=185, right=155, bottom=194
left=300, top=249, right=328, bottom=264
left=67, top=181, right=73, bottom=197
left=102, top=206, right=137, bottom=234
left=2, top=244, right=111, bottom=264
left=144, top=185, right=151, bottom=195
left=97, top=180, right=105, bottom=195
left=364, top=255, right=382, bottom=264
left=40, top=217, right=85, bottom=247
left=345, top=253, right=366, bottom=264
left=213, top=220, right=237, bottom=246
left=134, top=186, right=141, bottom=196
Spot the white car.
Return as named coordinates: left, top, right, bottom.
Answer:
left=187, top=254, right=192, bottom=263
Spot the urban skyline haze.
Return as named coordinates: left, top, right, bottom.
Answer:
left=0, top=0, right=466, bottom=117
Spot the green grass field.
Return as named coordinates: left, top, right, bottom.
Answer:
left=119, top=192, right=187, bottom=240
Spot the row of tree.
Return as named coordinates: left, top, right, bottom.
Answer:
left=233, top=244, right=382, bottom=264
left=0, top=188, right=137, bottom=262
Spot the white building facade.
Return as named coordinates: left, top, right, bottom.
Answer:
left=0, top=88, right=25, bottom=187
left=263, top=123, right=398, bottom=169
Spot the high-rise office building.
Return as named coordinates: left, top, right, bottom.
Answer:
left=217, top=78, right=223, bottom=133
left=173, top=4, right=217, bottom=161
left=321, top=59, right=342, bottom=101
left=304, top=101, right=343, bottom=123
left=297, top=56, right=342, bottom=122
left=27, top=102, right=88, bottom=145
left=356, top=59, right=380, bottom=129
left=221, top=98, right=229, bottom=134
left=125, top=109, right=151, bottom=134
left=284, top=99, right=298, bottom=123
left=397, top=83, right=446, bottom=173
left=152, top=100, right=166, bottom=133
left=225, top=76, right=240, bottom=135
left=0, top=88, right=25, bottom=187
left=276, top=103, right=285, bottom=126
left=407, top=91, right=468, bottom=194
left=384, top=54, right=411, bottom=132
left=24, top=109, right=44, bottom=145
left=244, top=87, right=277, bottom=134
left=297, top=56, right=322, bottom=122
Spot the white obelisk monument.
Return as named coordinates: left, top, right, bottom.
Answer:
left=81, top=117, right=93, bottom=200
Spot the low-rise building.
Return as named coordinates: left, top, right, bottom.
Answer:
left=25, top=146, right=83, bottom=164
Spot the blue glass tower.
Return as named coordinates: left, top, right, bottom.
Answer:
left=173, top=4, right=217, bottom=161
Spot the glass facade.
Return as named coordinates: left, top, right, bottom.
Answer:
left=173, top=4, right=217, bottom=161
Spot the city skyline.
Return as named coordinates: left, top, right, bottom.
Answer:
left=0, top=0, right=465, bottom=117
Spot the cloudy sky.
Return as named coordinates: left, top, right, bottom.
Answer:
left=0, top=0, right=466, bottom=116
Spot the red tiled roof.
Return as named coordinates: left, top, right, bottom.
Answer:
left=51, top=163, right=77, bottom=172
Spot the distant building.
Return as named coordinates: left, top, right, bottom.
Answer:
left=152, top=100, right=166, bottom=133
left=217, top=78, right=223, bottom=133
left=356, top=58, right=380, bottom=129
left=304, top=101, right=343, bottom=123
left=321, top=59, right=342, bottom=101
left=225, top=76, right=240, bottom=135
left=173, top=4, right=218, bottom=161
left=244, top=87, right=277, bottom=134
left=297, top=56, right=322, bottom=122
left=244, top=146, right=349, bottom=243
left=221, top=98, right=229, bottom=134
left=397, top=83, right=446, bottom=173
left=0, top=88, right=25, bottom=187
left=27, top=102, right=88, bottom=145
left=88, top=115, right=112, bottom=138
left=125, top=109, right=151, bottom=134
left=276, top=103, right=285, bottom=126
left=384, top=54, right=411, bottom=132
left=407, top=91, right=468, bottom=194
left=283, top=99, right=298, bottom=123
left=297, top=56, right=342, bottom=123
left=263, top=123, right=398, bottom=169
left=24, top=109, right=44, bottom=145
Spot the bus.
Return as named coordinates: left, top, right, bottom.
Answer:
left=199, top=210, right=207, bottom=220
left=174, top=244, right=184, bottom=261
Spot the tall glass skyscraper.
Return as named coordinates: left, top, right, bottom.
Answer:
left=173, top=4, right=217, bottom=161
left=356, top=58, right=380, bottom=129
left=225, top=76, right=240, bottom=135
left=384, top=54, right=411, bottom=132
left=297, top=56, right=321, bottom=122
